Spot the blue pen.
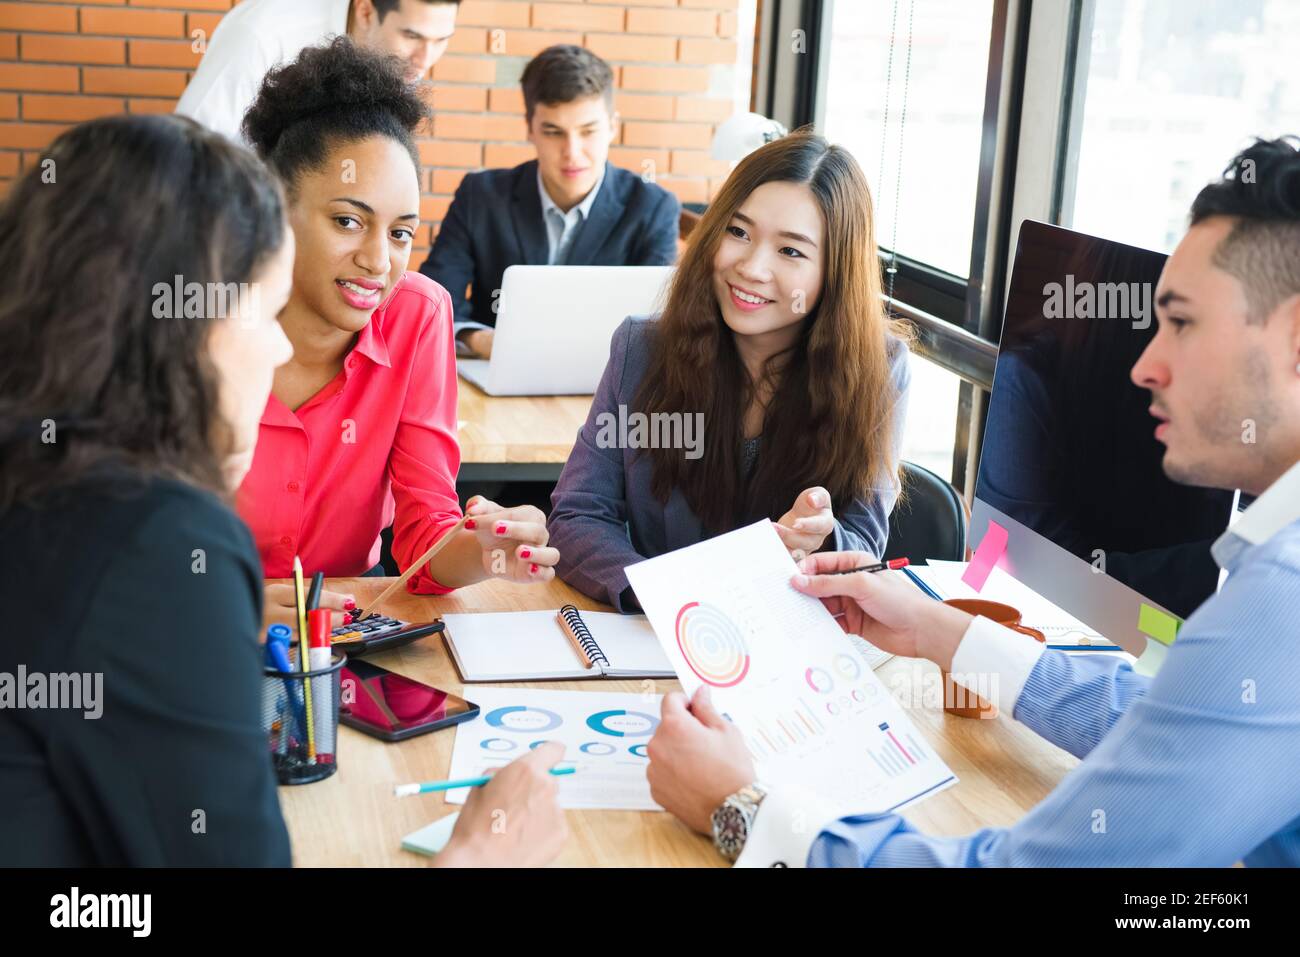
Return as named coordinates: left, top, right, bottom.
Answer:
left=265, top=624, right=304, bottom=753
left=393, top=766, right=577, bottom=796
left=902, top=565, right=943, bottom=601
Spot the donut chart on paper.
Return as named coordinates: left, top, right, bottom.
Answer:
left=675, top=601, right=751, bottom=687
left=480, top=737, right=516, bottom=752
left=484, top=705, right=563, bottom=733
left=628, top=744, right=649, bottom=758
left=805, top=666, right=834, bottom=694
left=586, top=709, right=659, bottom=737
left=579, top=741, right=617, bottom=755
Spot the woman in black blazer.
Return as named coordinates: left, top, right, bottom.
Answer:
left=0, top=113, right=564, bottom=867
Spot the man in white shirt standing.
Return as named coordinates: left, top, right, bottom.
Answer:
left=176, top=0, right=459, bottom=146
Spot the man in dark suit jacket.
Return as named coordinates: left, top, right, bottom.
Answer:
left=418, top=44, right=680, bottom=357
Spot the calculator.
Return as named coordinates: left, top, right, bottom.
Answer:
left=329, top=614, right=445, bottom=656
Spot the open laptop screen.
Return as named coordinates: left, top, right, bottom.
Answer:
left=975, top=221, right=1235, bottom=619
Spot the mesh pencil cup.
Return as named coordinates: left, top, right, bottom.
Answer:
left=262, top=649, right=346, bottom=785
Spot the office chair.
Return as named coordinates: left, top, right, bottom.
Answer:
left=882, top=461, right=969, bottom=563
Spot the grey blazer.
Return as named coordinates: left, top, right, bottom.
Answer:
left=549, top=316, right=912, bottom=612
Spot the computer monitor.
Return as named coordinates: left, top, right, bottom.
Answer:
left=970, top=221, right=1237, bottom=654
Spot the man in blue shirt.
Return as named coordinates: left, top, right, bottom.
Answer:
left=645, top=137, right=1300, bottom=867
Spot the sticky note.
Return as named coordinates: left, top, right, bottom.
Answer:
left=1137, top=603, right=1181, bottom=646
left=401, top=812, right=460, bottom=857
left=1133, top=637, right=1170, bottom=677
left=962, top=520, right=1009, bottom=592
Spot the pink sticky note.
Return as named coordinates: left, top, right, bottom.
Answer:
left=962, top=520, right=1009, bottom=592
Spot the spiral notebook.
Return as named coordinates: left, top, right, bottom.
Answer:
left=441, top=605, right=675, bottom=681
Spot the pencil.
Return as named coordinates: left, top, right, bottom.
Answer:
left=293, top=556, right=317, bottom=763
left=393, top=767, right=576, bottom=796
left=352, top=514, right=469, bottom=621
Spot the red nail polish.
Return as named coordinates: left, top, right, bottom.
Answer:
left=520, top=548, right=531, bottom=559
left=530, top=563, right=539, bottom=574
left=343, top=598, right=356, bottom=611
left=495, top=523, right=507, bottom=535
left=464, top=518, right=476, bottom=530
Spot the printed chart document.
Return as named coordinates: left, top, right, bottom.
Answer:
left=626, top=521, right=956, bottom=815
left=445, top=687, right=663, bottom=811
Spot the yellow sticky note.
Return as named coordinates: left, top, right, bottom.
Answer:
left=1138, top=603, right=1180, bottom=646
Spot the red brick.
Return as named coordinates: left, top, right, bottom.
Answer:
left=626, top=8, right=717, bottom=37
left=718, top=11, right=738, bottom=38
left=620, top=65, right=709, bottom=93
left=678, top=37, right=738, bottom=65
left=483, top=143, right=534, bottom=167
left=188, top=13, right=225, bottom=38
left=435, top=113, right=526, bottom=142
left=662, top=177, right=708, bottom=204
left=608, top=145, right=670, bottom=176
left=488, top=87, right=524, bottom=113
left=432, top=168, right=467, bottom=194
left=420, top=195, right=452, bottom=222
left=0, top=151, right=18, bottom=177
left=432, top=57, right=496, bottom=84
left=429, top=84, right=488, bottom=112
left=418, top=139, right=482, bottom=168
left=0, top=93, right=15, bottom=120
left=0, top=63, right=79, bottom=93
left=614, top=93, right=675, bottom=121
left=675, top=96, right=735, bottom=123
left=129, top=40, right=202, bottom=69
left=82, top=8, right=186, bottom=38
left=129, top=97, right=177, bottom=115
left=83, top=67, right=189, bottom=97
left=532, top=3, right=625, bottom=32
left=499, top=30, right=581, bottom=57
left=447, top=27, right=487, bottom=55
left=671, top=149, right=732, bottom=177
left=126, top=0, right=231, bottom=10
left=23, top=35, right=125, bottom=66
left=456, top=2, right=531, bottom=29
left=0, top=35, right=16, bottom=60
left=0, top=122, right=69, bottom=150
left=0, top=3, right=76, bottom=32
left=622, top=120, right=712, bottom=150
left=585, top=33, right=676, bottom=63
left=22, top=94, right=125, bottom=122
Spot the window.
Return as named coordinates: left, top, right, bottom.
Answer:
left=1063, top=0, right=1300, bottom=252
left=898, top=351, right=961, bottom=479
left=820, top=0, right=996, bottom=278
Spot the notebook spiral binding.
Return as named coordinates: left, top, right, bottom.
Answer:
left=557, top=604, right=610, bottom=670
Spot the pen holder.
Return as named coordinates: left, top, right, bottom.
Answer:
left=261, top=651, right=347, bottom=785
left=940, top=599, right=1045, bottom=719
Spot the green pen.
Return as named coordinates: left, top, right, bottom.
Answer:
left=393, top=766, right=576, bottom=797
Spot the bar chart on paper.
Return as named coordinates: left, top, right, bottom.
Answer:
left=627, top=521, right=957, bottom=816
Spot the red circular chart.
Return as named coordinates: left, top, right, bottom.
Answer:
left=675, top=601, right=751, bottom=687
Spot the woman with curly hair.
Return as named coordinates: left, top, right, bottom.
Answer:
left=548, top=129, right=912, bottom=613
left=237, top=38, right=563, bottom=629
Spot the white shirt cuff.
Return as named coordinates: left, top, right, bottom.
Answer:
left=948, top=615, right=1047, bottom=716
left=733, top=784, right=844, bottom=868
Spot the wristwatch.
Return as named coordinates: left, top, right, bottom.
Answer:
left=711, top=782, right=769, bottom=863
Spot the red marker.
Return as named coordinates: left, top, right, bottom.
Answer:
left=827, top=557, right=910, bottom=576
left=307, top=609, right=335, bottom=762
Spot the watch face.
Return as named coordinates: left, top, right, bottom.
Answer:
left=714, top=803, right=748, bottom=859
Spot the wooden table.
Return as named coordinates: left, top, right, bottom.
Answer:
left=455, top=377, right=591, bottom=482
left=280, top=576, right=1080, bottom=867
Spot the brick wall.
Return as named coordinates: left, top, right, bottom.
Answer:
left=0, top=0, right=754, bottom=259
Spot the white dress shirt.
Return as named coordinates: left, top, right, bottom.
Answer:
left=176, top=0, right=352, bottom=146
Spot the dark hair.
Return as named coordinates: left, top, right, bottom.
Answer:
left=1189, top=135, right=1300, bottom=323
left=634, top=128, right=909, bottom=533
left=0, top=114, right=287, bottom=512
left=242, top=36, right=430, bottom=191
left=520, top=45, right=614, bottom=123
left=372, top=0, right=461, bottom=20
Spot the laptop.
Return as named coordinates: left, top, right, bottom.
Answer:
left=456, top=265, right=674, bottom=396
